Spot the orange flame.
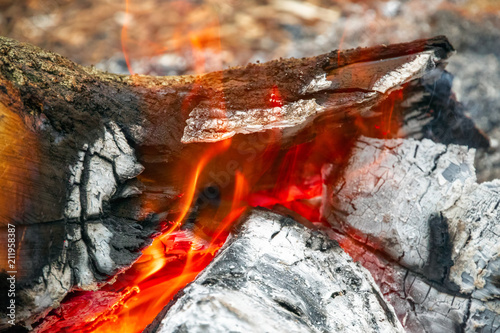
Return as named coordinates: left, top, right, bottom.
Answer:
left=120, top=0, right=134, bottom=75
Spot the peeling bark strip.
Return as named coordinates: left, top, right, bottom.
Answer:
left=0, top=35, right=486, bottom=328
left=322, top=137, right=500, bottom=332
left=145, top=209, right=404, bottom=333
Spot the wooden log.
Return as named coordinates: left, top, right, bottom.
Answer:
left=0, top=35, right=487, bottom=327
left=322, top=137, right=500, bottom=332
left=144, top=209, right=404, bottom=333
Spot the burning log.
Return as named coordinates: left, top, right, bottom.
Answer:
left=322, top=137, right=500, bottom=332
left=0, top=34, right=488, bottom=330
left=0, top=35, right=471, bottom=224
left=144, top=209, right=404, bottom=333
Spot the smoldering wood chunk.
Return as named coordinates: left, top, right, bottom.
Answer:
left=322, top=137, right=500, bottom=331
left=145, top=209, right=403, bottom=333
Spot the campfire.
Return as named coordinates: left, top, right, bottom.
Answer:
left=0, top=2, right=499, bottom=332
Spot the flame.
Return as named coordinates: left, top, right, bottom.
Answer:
left=248, top=135, right=331, bottom=223
left=120, top=0, right=134, bottom=75
left=210, top=171, right=250, bottom=244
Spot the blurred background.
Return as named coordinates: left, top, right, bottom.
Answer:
left=0, top=0, right=499, bottom=181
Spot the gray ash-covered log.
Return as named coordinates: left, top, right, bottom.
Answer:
left=322, top=137, right=500, bottom=332
left=145, top=209, right=404, bottom=333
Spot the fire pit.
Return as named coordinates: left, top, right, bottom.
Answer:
left=1, top=1, right=499, bottom=332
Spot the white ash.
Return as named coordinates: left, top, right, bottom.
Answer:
left=85, top=155, right=116, bottom=217
left=372, top=51, right=435, bottom=93
left=64, top=149, right=86, bottom=219
left=70, top=239, right=96, bottom=288
left=302, top=73, right=332, bottom=94
left=64, top=186, right=81, bottom=219
left=114, top=184, right=143, bottom=198
left=84, top=222, right=115, bottom=276
left=89, top=122, right=144, bottom=182
left=68, top=150, right=85, bottom=185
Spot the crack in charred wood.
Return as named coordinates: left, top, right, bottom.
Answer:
left=79, top=149, right=91, bottom=220
left=430, top=146, right=448, bottom=174
left=461, top=298, right=472, bottom=333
